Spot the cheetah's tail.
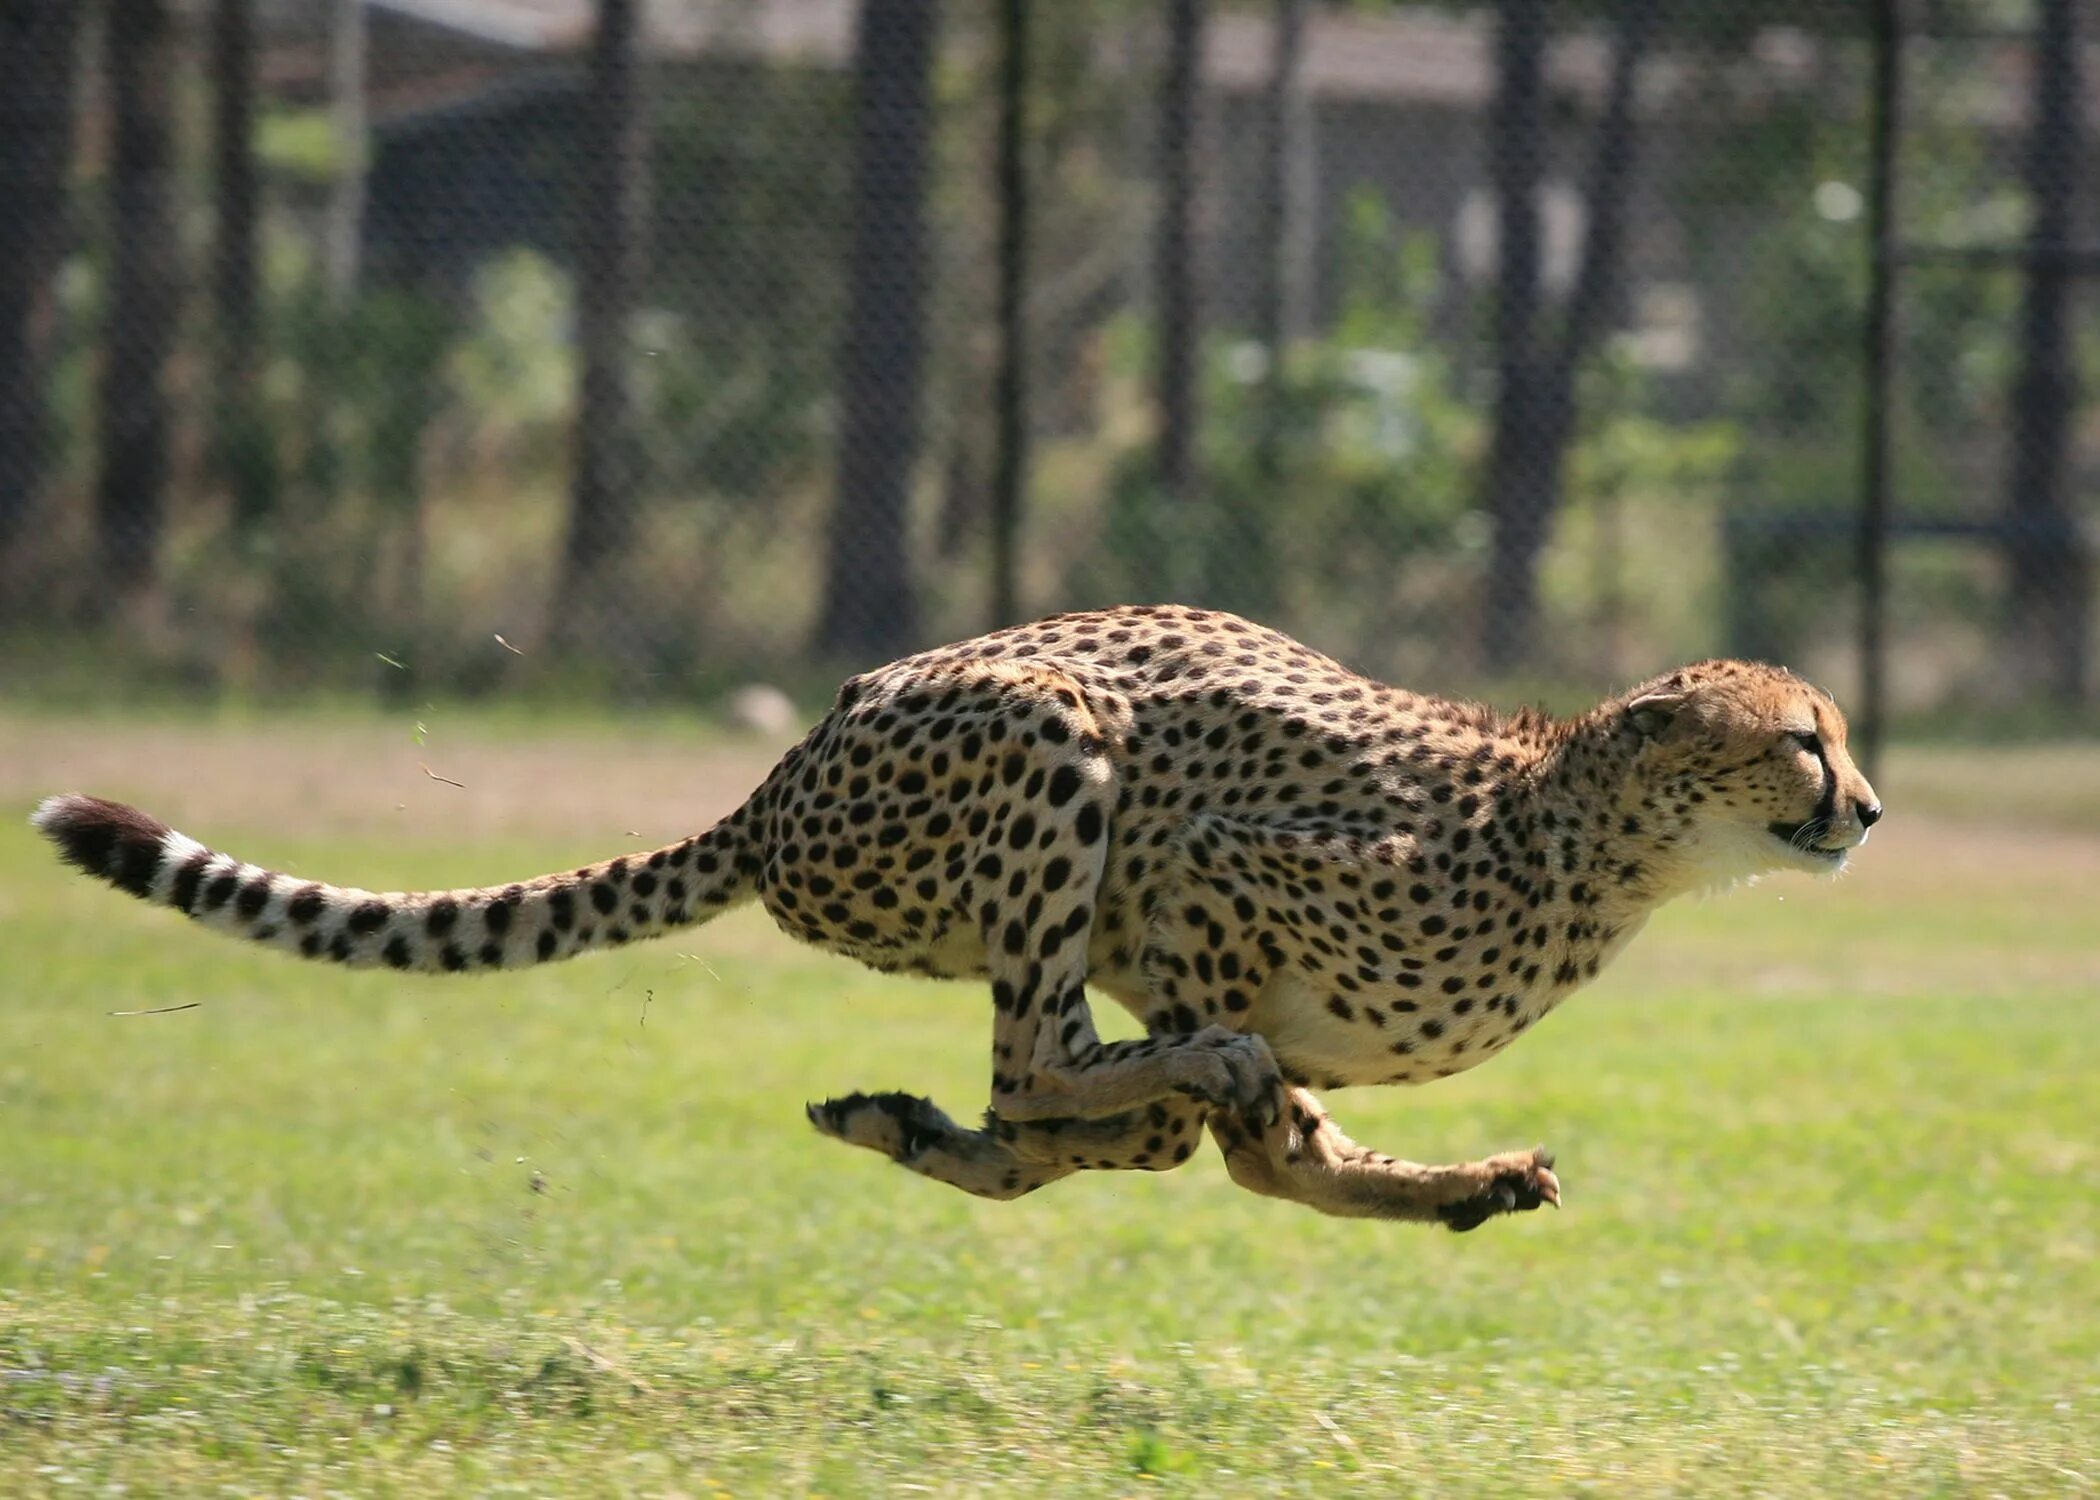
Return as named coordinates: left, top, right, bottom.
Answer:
left=30, top=793, right=760, bottom=975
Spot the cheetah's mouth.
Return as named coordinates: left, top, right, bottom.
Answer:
left=1766, top=820, right=1847, bottom=862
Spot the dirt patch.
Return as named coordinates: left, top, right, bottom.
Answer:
left=0, top=715, right=795, bottom=847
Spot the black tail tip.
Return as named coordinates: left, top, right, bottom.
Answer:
left=32, top=793, right=173, bottom=895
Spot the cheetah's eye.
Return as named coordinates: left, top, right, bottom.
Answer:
left=1790, top=731, right=1821, bottom=755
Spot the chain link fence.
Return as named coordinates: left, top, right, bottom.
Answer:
left=1, top=0, right=2094, bottom=729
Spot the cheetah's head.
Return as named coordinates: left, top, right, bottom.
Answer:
left=1610, top=661, right=1882, bottom=889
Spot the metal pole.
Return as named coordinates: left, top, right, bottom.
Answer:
left=989, top=0, right=1028, bottom=629
left=1857, top=0, right=1899, bottom=780
left=2001, top=0, right=2086, bottom=704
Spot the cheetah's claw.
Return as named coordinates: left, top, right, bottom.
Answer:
left=1438, top=1149, right=1561, bottom=1233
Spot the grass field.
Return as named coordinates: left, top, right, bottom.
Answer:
left=2, top=712, right=2097, bottom=1496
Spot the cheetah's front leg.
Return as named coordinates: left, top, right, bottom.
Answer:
left=1209, top=1088, right=1560, bottom=1230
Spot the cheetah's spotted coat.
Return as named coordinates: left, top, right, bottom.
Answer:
left=35, top=606, right=1881, bottom=1229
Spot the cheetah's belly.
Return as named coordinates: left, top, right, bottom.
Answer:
left=1246, top=970, right=1524, bottom=1088
left=1247, top=913, right=1652, bottom=1089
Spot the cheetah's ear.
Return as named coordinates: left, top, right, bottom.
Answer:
left=1624, top=691, right=1685, bottom=740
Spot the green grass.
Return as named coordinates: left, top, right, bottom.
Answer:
left=3, top=738, right=2098, bottom=1495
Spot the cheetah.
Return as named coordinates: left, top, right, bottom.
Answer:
left=34, top=605, right=1880, bottom=1231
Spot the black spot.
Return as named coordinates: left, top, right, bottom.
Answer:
left=106, top=837, right=162, bottom=897
left=287, top=885, right=326, bottom=924
left=1046, top=765, right=1083, bottom=807
left=632, top=871, right=658, bottom=897
left=382, top=937, right=413, bottom=970
left=591, top=881, right=617, bottom=915
left=169, top=854, right=210, bottom=915
left=236, top=877, right=272, bottom=919
left=478, top=942, right=504, bottom=966
left=549, top=888, right=576, bottom=931
left=425, top=898, right=459, bottom=936
left=347, top=900, right=391, bottom=935
left=441, top=944, right=467, bottom=972
left=484, top=896, right=515, bottom=936
left=1074, top=803, right=1105, bottom=844
left=536, top=930, right=558, bottom=960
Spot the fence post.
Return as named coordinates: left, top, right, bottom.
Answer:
left=1857, top=0, right=1899, bottom=779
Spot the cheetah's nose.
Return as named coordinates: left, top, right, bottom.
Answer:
left=1856, top=800, right=1883, bottom=829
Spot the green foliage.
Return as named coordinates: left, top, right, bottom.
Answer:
left=1081, top=189, right=1748, bottom=675
left=447, top=249, right=574, bottom=473
left=1547, top=352, right=1742, bottom=670
left=645, top=60, right=849, bottom=505
left=1087, top=192, right=1482, bottom=619
left=253, top=107, right=340, bottom=182
left=1711, top=83, right=2025, bottom=664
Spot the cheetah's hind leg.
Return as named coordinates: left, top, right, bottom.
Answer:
left=807, top=1093, right=1211, bottom=1200
left=807, top=1092, right=1077, bottom=1201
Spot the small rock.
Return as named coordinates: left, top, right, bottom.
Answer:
left=727, top=684, right=797, bottom=737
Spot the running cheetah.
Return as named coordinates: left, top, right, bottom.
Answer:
left=34, top=605, right=1880, bottom=1230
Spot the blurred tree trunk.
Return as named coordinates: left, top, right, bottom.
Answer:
left=2001, top=0, right=2088, bottom=704
left=1478, top=0, right=1548, bottom=671
left=987, top=0, right=1030, bottom=630
left=1479, top=0, right=1657, bottom=672
left=210, top=0, right=277, bottom=538
left=557, top=0, right=648, bottom=639
left=94, top=0, right=184, bottom=611
left=814, top=0, right=939, bottom=658
left=1153, top=0, right=1205, bottom=593
left=1254, top=0, right=1309, bottom=478
left=1231, top=0, right=1308, bottom=617
left=0, top=0, right=85, bottom=596
left=325, top=0, right=368, bottom=301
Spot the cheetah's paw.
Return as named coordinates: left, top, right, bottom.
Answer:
left=806, top=1091, right=962, bottom=1164
left=1165, top=1027, right=1284, bottom=1125
left=1437, top=1148, right=1562, bottom=1233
